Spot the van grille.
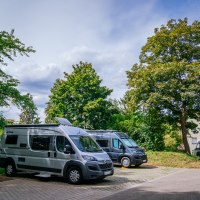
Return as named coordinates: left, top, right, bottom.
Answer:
left=99, top=162, right=112, bottom=170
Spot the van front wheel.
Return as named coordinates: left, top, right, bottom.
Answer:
left=121, top=157, right=131, bottom=168
left=67, top=167, right=82, bottom=184
left=5, top=162, right=16, bottom=177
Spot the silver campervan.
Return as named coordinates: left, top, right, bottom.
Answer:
left=87, top=130, right=147, bottom=168
left=0, top=118, right=114, bottom=184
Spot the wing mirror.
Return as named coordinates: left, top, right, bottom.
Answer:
left=64, top=145, right=73, bottom=154
left=119, top=144, right=125, bottom=150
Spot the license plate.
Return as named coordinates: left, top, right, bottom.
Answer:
left=104, top=170, right=112, bottom=175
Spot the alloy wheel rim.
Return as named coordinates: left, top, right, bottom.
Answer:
left=69, top=170, right=80, bottom=183
left=7, top=165, right=13, bottom=175
left=122, top=158, right=130, bottom=167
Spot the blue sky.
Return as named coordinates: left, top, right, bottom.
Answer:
left=1, top=0, right=200, bottom=121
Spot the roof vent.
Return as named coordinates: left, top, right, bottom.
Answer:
left=55, top=117, right=72, bottom=126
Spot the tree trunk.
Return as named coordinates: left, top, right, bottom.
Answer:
left=180, top=104, right=191, bottom=154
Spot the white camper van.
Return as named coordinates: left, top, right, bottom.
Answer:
left=0, top=118, right=114, bottom=184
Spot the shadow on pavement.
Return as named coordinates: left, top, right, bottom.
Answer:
left=100, top=187, right=200, bottom=200
left=114, top=164, right=158, bottom=169
left=9, top=171, right=130, bottom=186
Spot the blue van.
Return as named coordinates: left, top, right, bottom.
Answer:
left=87, top=130, right=147, bottom=168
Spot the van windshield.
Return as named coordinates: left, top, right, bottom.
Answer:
left=69, top=135, right=103, bottom=152
left=121, top=138, right=138, bottom=148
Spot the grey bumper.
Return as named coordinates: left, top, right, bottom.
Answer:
left=131, top=154, right=148, bottom=165
left=83, top=161, right=114, bottom=180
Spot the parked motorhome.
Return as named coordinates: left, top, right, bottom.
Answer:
left=0, top=118, right=114, bottom=184
left=87, top=130, right=147, bottom=168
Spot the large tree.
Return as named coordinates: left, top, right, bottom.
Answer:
left=0, top=30, right=35, bottom=109
left=126, top=18, right=200, bottom=154
left=45, top=62, right=116, bottom=129
left=109, top=98, right=166, bottom=151
left=19, top=93, right=40, bottom=124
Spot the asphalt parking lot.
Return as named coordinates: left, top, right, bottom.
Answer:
left=0, top=165, right=178, bottom=200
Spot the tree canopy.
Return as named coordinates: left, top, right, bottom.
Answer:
left=126, top=18, right=200, bottom=154
left=0, top=29, right=35, bottom=128
left=19, top=93, right=40, bottom=124
left=0, top=30, right=35, bottom=65
left=0, top=30, right=35, bottom=110
left=45, top=62, right=117, bottom=129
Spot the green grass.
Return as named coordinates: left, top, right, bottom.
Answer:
left=0, top=168, right=4, bottom=175
left=147, top=151, right=200, bottom=168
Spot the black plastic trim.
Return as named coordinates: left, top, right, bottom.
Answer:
left=63, top=160, right=86, bottom=178
left=17, top=164, right=62, bottom=173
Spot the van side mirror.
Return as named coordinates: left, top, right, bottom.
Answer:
left=64, top=145, right=72, bottom=154
left=119, top=144, right=125, bottom=150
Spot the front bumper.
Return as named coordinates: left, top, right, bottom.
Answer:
left=83, top=161, right=114, bottom=180
left=131, top=154, right=148, bottom=165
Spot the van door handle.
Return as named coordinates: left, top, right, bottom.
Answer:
left=48, top=152, right=50, bottom=157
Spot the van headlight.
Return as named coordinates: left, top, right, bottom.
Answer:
left=82, top=155, right=97, bottom=161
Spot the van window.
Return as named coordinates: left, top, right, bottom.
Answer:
left=112, top=138, right=122, bottom=149
left=30, top=136, right=51, bottom=151
left=56, top=136, right=71, bottom=152
left=70, top=135, right=102, bottom=152
left=96, top=139, right=109, bottom=148
left=5, top=135, right=18, bottom=145
left=121, top=138, right=138, bottom=148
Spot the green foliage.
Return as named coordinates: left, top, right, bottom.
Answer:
left=0, top=114, right=17, bottom=136
left=0, top=113, right=6, bottom=136
left=0, top=113, right=6, bottom=128
left=126, top=18, right=200, bottom=154
left=19, top=93, right=40, bottom=124
left=45, top=62, right=116, bottom=129
left=0, top=168, right=4, bottom=175
left=163, top=124, right=182, bottom=151
left=0, top=69, right=21, bottom=107
left=109, top=109, right=165, bottom=151
left=0, top=29, right=35, bottom=111
left=0, top=29, right=35, bottom=65
left=140, top=18, right=200, bottom=64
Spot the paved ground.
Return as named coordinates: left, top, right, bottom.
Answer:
left=0, top=165, right=178, bottom=200
left=101, top=168, right=200, bottom=200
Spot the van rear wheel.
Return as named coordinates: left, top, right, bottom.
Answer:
left=67, top=167, right=82, bottom=184
left=121, top=157, right=131, bottom=168
left=5, top=162, right=16, bottom=177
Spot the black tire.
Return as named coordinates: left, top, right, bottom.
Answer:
left=5, top=161, right=16, bottom=177
left=67, top=167, right=82, bottom=184
left=121, top=157, right=131, bottom=168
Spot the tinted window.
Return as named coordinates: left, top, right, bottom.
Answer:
left=30, top=136, right=51, bottom=151
left=96, top=139, right=109, bottom=148
left=56, top=136, right=71, bottom=152
left=5, top=135, right=18, bottom=145
left=70, top=135, right=102, bottom=152
left=121, top=138, right=138, bottom=148
left=112, top=138, right=122, bottom=149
